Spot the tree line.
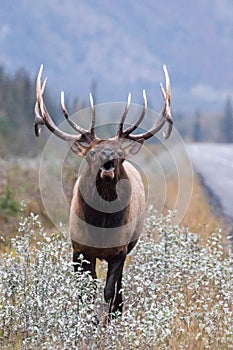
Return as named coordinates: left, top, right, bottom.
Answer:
left=172, top=97, right=233, bottom=143
left=0, top=66, right=232, bottom=156
left=0, top=66, right=49, bottom=155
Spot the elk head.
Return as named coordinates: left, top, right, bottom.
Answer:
left=34, top=65, right=173, bottom=181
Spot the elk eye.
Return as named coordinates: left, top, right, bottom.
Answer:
left=89, top=150, right=95, bottom=157
left=118, top=151, right=124, bottom=157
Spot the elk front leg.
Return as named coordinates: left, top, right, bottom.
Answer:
left=73, top=251, right=98, bottom=324
left=73, top=251, right=97, bottom=304
left=73, top=251, right=97, bottom=279
left=104, top=252, right=126, bottom=318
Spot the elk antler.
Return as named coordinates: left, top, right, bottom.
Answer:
left=122, top=89, right=147, bottom=135
left=60, top=91, right=87, bottom=135
left=35, top=65, right=173, bottom=146
left=116, top=65, right=173, bottom=141
left=34, top=65, right=96, bottom=144
left=60, top=91, right=96, bottom=139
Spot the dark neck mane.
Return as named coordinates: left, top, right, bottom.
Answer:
left=77, top=165, right=131, bottom=228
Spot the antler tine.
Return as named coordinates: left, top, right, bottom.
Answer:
left=164, top=64, right=171, bottom=104
left=34, top=102, right=44, bottom=137
left=162, top=114, right=173, bottom=139
left=34, top=65, right=46, bottom=137
left=34, top=65, right=81, bottom=142
left=160, top=64, right=173, bottom=139
left=122, top=89, right=147, bottom=135
left=119, top=65, right=173, bottom=141
left=89, top=93, right=96, bottom=137
left=116, top=92, right=131, bottom=137
left=60, top=91, right=87, bottom=135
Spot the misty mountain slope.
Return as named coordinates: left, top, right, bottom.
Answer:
left=0, top=0, right=232, bottom=112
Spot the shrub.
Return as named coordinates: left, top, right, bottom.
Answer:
left=0, top=211, right=232, bottom=349
left=0, top=181, right=21, bottom=219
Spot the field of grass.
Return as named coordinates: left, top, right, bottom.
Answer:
left=0, top=155, right=232, bottom=349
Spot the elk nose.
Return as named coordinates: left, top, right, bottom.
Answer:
left=100, top=150, right=115, bottom=161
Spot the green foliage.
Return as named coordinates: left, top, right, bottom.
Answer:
left=0, top=181, right=21, bottom=219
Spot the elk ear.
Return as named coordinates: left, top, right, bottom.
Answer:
left=122, top=139, right=144, bottom=158
left=69, top=140, right=89, bottom=157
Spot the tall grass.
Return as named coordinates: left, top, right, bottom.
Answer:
left=0, top=210, right=232, bottom=349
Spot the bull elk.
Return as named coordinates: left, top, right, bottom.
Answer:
left=34, top=65, right=173, bottom=319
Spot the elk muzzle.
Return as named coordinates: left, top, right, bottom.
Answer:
left=100, top=159, right=115, bottom=179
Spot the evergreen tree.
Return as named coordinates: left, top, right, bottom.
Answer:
left=0, top=66, right=57, bottom=155
left=193, top=109, right=201, bottom=142
left=220, top=97, right=233, bottom=142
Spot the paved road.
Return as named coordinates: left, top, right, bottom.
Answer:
left=187, top=143, right=233, bottom=221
